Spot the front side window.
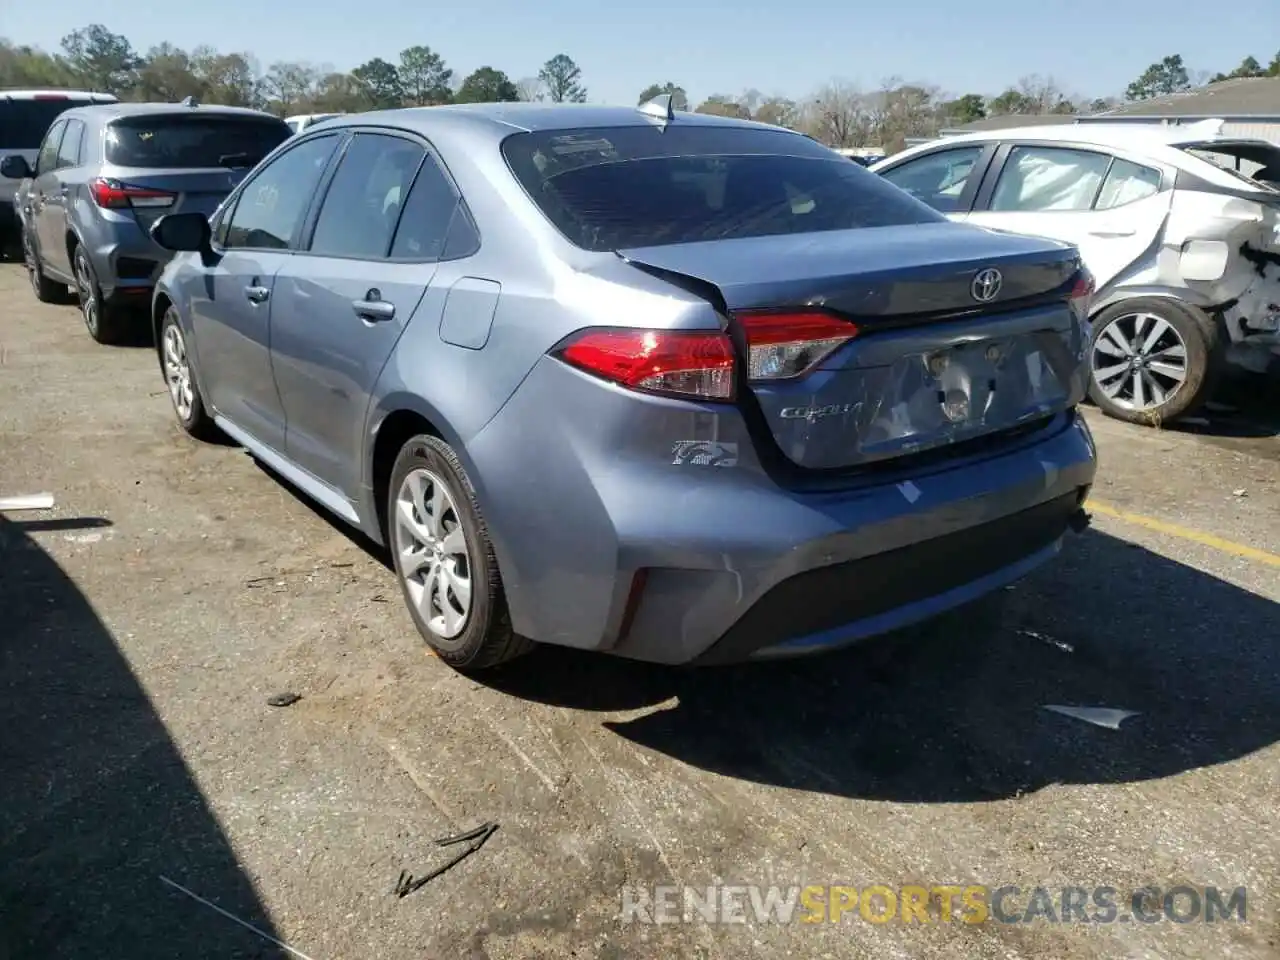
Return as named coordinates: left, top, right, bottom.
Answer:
left=879, top=146, right=986, bottom=212
left=309, top=133, right=426, bottom=259
left=56, top=120, right=85, bottom=169
left=502, top=125, right=942, bottom=252
left=222, top=134, right=340, bottom=250
left=989, top=146, right=1112, bottom=213
left=105, top=115, right=291, bottom=169
left=35, top=120, right=66, bottom=175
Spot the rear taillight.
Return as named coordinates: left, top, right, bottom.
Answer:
left=89, top=177, right=176, bottom=210
left=1069, top=268, right=1095, bottom=314
left=556, top=328, right=736, bottom=401
left=736, top=309, right=858, bottom=381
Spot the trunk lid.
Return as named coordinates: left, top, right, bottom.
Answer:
left=620, top=222, right=1089, bottom=471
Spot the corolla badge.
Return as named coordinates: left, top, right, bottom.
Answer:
left=779, top=402, right=861, bottom=422
left=970, top=267, right=1003, bottom=303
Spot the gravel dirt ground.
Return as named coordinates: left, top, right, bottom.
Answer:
left=1, top=261, right=1278, bottom=960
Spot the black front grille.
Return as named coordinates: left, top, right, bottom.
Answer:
left=694, top=490, right=1085, bottom=665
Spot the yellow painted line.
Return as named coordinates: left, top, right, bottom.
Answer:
left=1087, top=498, right=1280, bottom=569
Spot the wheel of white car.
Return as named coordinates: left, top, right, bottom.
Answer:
left=388, top=434, right=532, bottom=671
left=159, top=306, right=219, bottom=441
left=1086, top=297, right=1223, bottom=427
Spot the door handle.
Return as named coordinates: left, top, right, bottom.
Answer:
left=353, top=290, right=395, bottom=322
left=58, top=186, right=69, bottom=197
left=244, top=284, right=270, bottom=304
left=353, top=299, right=396, bottom=322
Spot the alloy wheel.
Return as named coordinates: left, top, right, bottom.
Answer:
left=394, top=467, right=473, bottom=643
left=162, top=321, right=195, bottom=422
left=1090, top=312, right=1188, bottom=412
left=74, top=251, right=98, bottom=335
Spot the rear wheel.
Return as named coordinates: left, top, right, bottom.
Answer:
left=23, top=229, right=70, bottom=304
left=73, top=244, right=130, bottom=345
left=1087, top=297, right=1222, bottom=426
left=388, top=434, right=531, bottom=671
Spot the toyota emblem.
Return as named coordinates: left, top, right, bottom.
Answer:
left=971, top=267, right=1003, bottom=303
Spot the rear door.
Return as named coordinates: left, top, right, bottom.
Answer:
left=271, top=131, right=460, bottom=495
left=190, top=132, right=343, bottom=450
left=100, top=112, right=293, bottom=236
left=964, top=143, right=1174, bottom=290
left=40, top=118, right=88, bottom=277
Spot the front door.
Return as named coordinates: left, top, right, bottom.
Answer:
left=31, top=119, right=67, bottom=270
left=271, top=132, right=464, bottom=496
left=188, top=132, right=343, bottom=451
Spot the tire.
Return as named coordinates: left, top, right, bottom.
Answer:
left=72, top=243, right=130, bottom=345
left=1086, top=297, right=1223, bottom=426
left=23, top=229, right=70, bottom=304
left=388, top=434, right=531, bottom=671
left=158, top=307, right=219, bottom=441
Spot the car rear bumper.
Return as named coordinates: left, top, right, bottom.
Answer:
left=461, top=356, right=1098, bottom=665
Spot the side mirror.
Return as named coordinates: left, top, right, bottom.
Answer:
left=0, top=155, right=34, bottom=180
left=150, top=211, right=212, bottom=254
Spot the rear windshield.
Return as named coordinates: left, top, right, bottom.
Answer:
left=105, top=115, right=291, bottom=169
left=0, top=99, right=89, bottom=149
left=501, top=125, right=943, bottom=251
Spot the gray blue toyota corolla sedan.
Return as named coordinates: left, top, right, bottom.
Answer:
left=148, top=100, right=1098, bottom=672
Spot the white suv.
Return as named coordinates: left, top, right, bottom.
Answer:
left=872, top=121, right=1280, bottom=425
left=0, top=89, right=118, bottom=256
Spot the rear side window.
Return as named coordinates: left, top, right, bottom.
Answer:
left=0, top=99, right=87, bottom=149
left=501, top=126, right=942, bottom=252
left=390, top=155, right=463, bottom=260
left=1095, top=158, right=1161, bottom=210
left=105, top=115, right=291, bottom=169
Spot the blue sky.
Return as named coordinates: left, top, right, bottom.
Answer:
left=2, top=0, right=1270, bottom=106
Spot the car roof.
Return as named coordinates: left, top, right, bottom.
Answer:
left=0, top=89, right=117, bottom=102
left=59, top=101, right=285, bottom=123
left=322, top=101, right=795, bottom=141
left=873, top=117, right=1276, bottom=194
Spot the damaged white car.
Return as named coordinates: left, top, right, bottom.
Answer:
left=872, top=121, right=1280, bottom=425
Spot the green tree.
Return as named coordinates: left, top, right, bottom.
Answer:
left=351, top=57, right=403, bottom=108
left=694, top=94, right=749, bottom=119
left=939, top=93, right=986, bottom=126
left=637, top=82, right=688, bottom=111
left=260, top=61, right=319, bottom=115
left=987, top=89, right=1035, bottom=115
left=1126, top=54, right=1191, bottom=101
left=60, top=24, right=141, bottom=95
left=189, top=48, right=259, bottom=107
left=753, top=95, right=799, bottom=128
left=1269, top=51, right=1280, bottom=76
left=398, top=45, right=452, bottom=105
left=454, top=66, right=519, bottom=103
left=135, top=43, right=205, bottom=102
left=539, top=54, right=586, bottom=103
left=0, top=41, right=77, bottom=88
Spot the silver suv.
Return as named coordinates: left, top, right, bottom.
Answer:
left=1, top=100, right=291, bottom=344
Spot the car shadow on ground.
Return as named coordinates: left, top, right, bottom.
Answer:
left=0, top=515, right=289, bottom=958
left=482, top=527, right=1280, bottom=804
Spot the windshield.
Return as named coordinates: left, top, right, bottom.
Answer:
left=0, top=99, right=90, bottom=149
left=106, top=115, right=291, bottom=168
left=501, top=125, right=943, bottom=252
